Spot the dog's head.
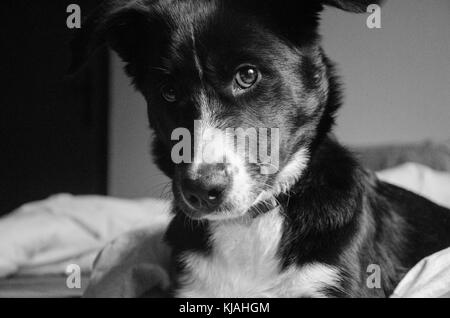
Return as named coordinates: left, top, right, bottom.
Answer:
left=72, top=0, right=382, bottom=221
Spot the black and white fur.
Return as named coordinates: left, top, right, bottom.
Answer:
left=72, top=0, right=450, bottom=297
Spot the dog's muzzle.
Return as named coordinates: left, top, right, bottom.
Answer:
left=180, top=163, right=233, bottom=213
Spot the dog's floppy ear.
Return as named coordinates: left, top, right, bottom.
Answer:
left=69, top=0, right=158, bottom=74
left=323, top=0, right=385, bottom=13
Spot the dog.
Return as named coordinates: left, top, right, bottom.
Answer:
left=72, top=0, right=450, bottom=297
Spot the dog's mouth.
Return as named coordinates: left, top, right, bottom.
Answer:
left=175, top=188, right=267, bottom=221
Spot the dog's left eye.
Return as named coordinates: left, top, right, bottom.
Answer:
left=161, top=84, right=178, bottom=103
left=235, top=66, right=260, bottom=90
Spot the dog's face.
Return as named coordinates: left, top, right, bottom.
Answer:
left=73, top=0, right=381, bottom=221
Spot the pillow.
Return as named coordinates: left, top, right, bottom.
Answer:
left=377, top=163, right=450, bottom=209
left=354, top=140, right=450, bottom=172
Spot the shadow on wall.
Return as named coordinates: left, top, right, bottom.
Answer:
left=109, top=0, right=450, bottom=199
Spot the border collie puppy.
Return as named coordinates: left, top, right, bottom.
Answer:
left=73, top=0, right=450, bottom=297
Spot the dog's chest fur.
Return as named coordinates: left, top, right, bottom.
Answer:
left=175, top=208, right=341, bottom=298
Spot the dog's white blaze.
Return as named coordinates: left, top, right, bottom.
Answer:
left=191, top=106, right=254, bottom=219
left=191, top=93, right=220, bottom=170
left=176, top=208, right=340, bottom=298
left=190, top=22, right=204, bottom=81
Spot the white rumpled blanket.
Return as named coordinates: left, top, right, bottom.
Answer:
left=0, top=194, right=170, bottom=278
left=1, top=163, right=449, bottom=297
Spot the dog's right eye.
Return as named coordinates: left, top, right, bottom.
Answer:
left=161, top=84, right=177, bottom=103
left=235, top=66, right=260, bottom=90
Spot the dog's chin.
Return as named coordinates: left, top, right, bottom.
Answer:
left=176, top=194, right=258, bottom=222
left=177, top=202, right=250, bottom=222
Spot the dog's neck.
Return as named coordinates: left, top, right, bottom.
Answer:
left=166, top=135, right=365, bottom=257
left=168, top=136, right=364, bottom=297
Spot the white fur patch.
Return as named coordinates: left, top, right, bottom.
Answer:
left=176, top=208, right=341, bottom=298
left=190, top=107, right=255, bottom=220
left=256, top=148, right=310, bottom=204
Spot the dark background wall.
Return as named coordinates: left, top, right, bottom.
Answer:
left=0, top=1, right=109, bottom=214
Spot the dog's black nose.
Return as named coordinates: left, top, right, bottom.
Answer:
left=181, top=164, right=232, bottom=211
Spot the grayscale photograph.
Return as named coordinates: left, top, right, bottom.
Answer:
left=1, top=0, right=449, bottom=304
